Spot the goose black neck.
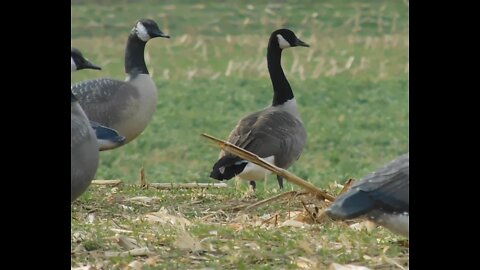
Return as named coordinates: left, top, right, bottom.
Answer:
left=125, top=34, right=149, bottom=75
left=268, top=42, right=294, bottom=106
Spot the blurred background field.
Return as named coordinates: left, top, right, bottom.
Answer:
left=71, top=0, right=408, bottom=188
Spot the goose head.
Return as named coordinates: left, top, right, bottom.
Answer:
left=71, top=48, right=101, bottom=72
left=270, top=29, right=309, bottom=50
left=132, top=18, right=170, bottom=42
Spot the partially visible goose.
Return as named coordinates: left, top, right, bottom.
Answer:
left=71, top=48, right=102, bottom=202
left=209, top=29, right=309, bottom=190
left=71, top=48, right=126, bottom=151
left=71, top=19, right=170, bottom=148
left=71, top=48, right=101, bottom=72
left=325, top=153, right=409, bottom=238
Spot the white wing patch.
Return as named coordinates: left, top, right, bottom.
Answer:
left=238, top=156, right=275, bottom=180
left=371, top=212, right=409, bottom=238
left=135, top=22, right=151, bottom=42
left=277, top=34, right=291, bottom=49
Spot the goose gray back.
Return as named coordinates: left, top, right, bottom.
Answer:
left=209, top=29, right=309, bottom=190
left=71, top=48, right=101, bottom=202
left=325, top=153, right=409, bottom=238
left=71, top=19, right=170, bottom=148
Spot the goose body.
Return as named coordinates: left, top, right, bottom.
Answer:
left=71, top=48, right=101, bottom=202
left=325, top=153, right=409, bottom=238
left=71, top=98, right=99, bottom=202
left=209, top=29, right=309, bottom=190
left=71, top=19, right=169, bottom=147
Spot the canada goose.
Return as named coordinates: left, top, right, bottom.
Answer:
left=209, top=29, right=309, bottom=190
left=71, top=48, right=101, bottom=202
left=71, top=48, right=126, bottom=151
left=71, top=19, right=170, bottom=148
left=325, top=153, right=409, bottom=238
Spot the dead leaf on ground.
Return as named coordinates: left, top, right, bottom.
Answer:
left=110, top=228, right=133, bottom=234
left=71, top=266, right=98, bottom=270
left=86, top=212, right=95, bottom=224
left=174, top=230, right=203, bottom=252
left=114, top=235, right=139, bottom=250
left=297, top=240, right=315, bottom=255
left=105, top=247, right=152, bottom=257
left=329, top=263, right=371, bottom=270
left=280, top=219, right=311, bottom=228
left=349, top=220, right=377, bottom=232
left=126, top=260, right=144, bottom=270
left=382, top=255, right=408, bottom=270
left=143, top=207, right=192, bottom=227
left=126, top=196, right=159, bottom=205
left=244, top=242, right=260, bottom=250
left=145, top=255, right=162, bottom=266
left=228, top=223, right=244, bottom=231
left=296, top=257, right=318, bottom=269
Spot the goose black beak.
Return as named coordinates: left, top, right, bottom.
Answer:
left=295, top=38, right=310, bottom=47
left=83, top=60, right=101, bottom=70
left=152, top=29, right=170, bottom=39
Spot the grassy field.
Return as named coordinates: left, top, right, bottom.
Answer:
left=71, top=0, right=409, bottom=269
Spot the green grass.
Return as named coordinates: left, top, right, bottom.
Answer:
left=72, top=0, right=408, bottom=268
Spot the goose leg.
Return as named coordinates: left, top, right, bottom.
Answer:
left=235, top=176, right=241, bottom=190
left=249, top=181, right=256, bottom=191
left=277, top=175, right=284, bottom=189
left=242, top=180, right=257, bottom=199
left=264, top=173, right=268, bottom=191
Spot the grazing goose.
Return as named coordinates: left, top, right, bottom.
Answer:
left=325, top=153, right=409, bottom=238
left=71, top=19, right=170, bottom=147
left=71, top=48, right=102, bottom=202
left=209, top=29, right=309, bottom=190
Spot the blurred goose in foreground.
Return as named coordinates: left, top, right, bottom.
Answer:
left=209, top=29, right=309, bottom=191
left=325, top=153, right=409, bottom=238
left=71, top=48, right=102, bottom=202
left=71, top=19, right=170, bottom=149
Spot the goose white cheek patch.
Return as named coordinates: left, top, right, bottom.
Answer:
left=135, top=22, right=151, bottom=42
left=277, top=34, right=291, bottom=49
left=71, top=57, right=77, bottom=72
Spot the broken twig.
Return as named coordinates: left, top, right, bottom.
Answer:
left=243, top=191, right=298, bottom=212
left=148, top=183, right=228, bottom=189
left=91, top=180, right=123, bottom=186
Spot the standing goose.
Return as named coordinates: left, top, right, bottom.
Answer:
left=209, top=29, right=309, bottom=190
left=325, top=153, right=409, bottom=238
left=71, top=19, right=170, bottom=147
left=71, top=48, right=102, bottom=202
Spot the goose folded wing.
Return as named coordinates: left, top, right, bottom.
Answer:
left=71, top=78, right=139, bottom=127
left=225, top=110, right=306, bottom=167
